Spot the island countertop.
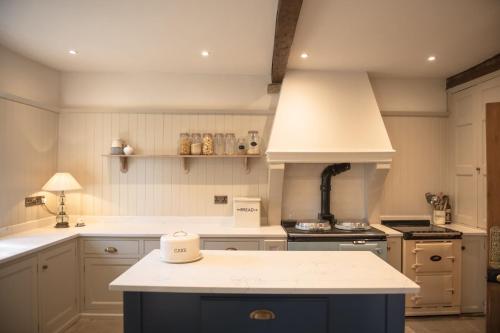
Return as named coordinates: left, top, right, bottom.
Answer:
left=109, top=250, right=419, bottom=295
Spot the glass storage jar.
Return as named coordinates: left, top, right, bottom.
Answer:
left=202, top=133, right=214, bottom=155
left=246, top=130, right=261, bottom=155
left=190, top=133, right=202, bottom=155
left=237, top=137, right=247, bottom=154
left=179, top=133, right=191, bottom=155
left=214, top=133, right=225, bottom=155
left=225, top=133, right=236, bottom=155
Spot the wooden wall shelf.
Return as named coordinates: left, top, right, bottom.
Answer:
left=102, top=154, right=263, bottom=174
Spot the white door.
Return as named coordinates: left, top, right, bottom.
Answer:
left=453, top=87, right=479, bottom=227
left=0, top=256, right=38, bottom=333
left=39, top=241, right=78, bottom=333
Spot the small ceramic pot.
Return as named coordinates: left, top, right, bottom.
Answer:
left=123, top=145, right=134, bottom=155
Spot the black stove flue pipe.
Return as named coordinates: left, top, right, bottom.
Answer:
left=319, top=163, right=351, bottom=222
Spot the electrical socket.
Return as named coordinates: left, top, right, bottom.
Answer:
left=214, top=195, right=228, bottom=204
left=25, top=196, right=45, bottom=207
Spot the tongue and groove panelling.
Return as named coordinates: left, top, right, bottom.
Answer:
left=57, top=112, right=272, bottom=218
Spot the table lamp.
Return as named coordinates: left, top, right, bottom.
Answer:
left=42, top=172, right=82, bottom=228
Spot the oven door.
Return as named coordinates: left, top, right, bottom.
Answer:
left=338, top=241, right=387, bottom=260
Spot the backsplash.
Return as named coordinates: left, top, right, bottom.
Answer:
left=58, top=112, right=273, bottom=218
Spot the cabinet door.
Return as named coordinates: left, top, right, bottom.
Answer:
left=83, top=258, right=137, bottom=313
left=461, top=236, right=487, bottom=313
left=39, top=241, right=78, bottom=333
left=387, top=237, right=402, bottom=271
left=452, top=87, right=479, bottom=227
left=0, top=256, right=38, bottom=333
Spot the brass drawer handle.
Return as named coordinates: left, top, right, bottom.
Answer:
left=104, top=246, right=118, bottom=253
left=42, top=265, right=48, bottom=270
left=226, top=247, right=238, bottom=251
left=249, top=309, right=276, bottom=320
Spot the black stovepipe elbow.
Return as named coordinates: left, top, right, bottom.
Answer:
left=319, top=163, right=351, bottom=222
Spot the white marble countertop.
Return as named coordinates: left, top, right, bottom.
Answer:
left=444, top=223, right=487, bottom=236
left=371, top=224, right=403, bottom=236
left=0, top=217, right=286, bottom=265
left=110, top=250, right=419, bottom=295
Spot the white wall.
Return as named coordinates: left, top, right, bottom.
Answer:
left=0, top=45, right=60, bottom=229
left=370, top=77, right=447, bottom=113
left=58, top=112, right=272, bottom=218
left=60, top=72, right=277, bottom=112
left=0, top=44, right=60, bottom=107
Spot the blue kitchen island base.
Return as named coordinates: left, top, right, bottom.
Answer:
left=123, top=292, right=405, bottom=333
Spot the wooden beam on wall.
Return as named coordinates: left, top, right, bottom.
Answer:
left=268, top=0, right=303, bottom=94
left=446, top=53, right=500, bottom=90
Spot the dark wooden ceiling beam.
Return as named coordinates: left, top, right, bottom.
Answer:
left=267, top=0, right=303, bottom=94
left=446, top=53, right=500, bottom=90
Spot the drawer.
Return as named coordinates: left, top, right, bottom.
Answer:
left=202, top=240, right=260, bottom=251
left=143, top=239, right=160, bottom=255
left=83, top=239, right=140, bottom=257
left=201, top=297, right=327, bottom=333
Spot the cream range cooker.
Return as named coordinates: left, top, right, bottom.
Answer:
left=382, top=220, right=462, bottom=316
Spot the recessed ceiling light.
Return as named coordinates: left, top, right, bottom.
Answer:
left=68, top=49, right=78, bottom=55
left=201, top=50, right=210, bottom=57
left=427, top=55, right=436, bottom=62
left=300, top=52, right=309, bottom=59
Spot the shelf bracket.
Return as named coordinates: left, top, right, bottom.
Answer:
left=182, top=157, right=189, bottom=174
left=119, top=156, right=128, bottom=173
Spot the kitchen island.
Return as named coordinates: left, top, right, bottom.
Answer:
left=110, top=250, right=418, bottom=333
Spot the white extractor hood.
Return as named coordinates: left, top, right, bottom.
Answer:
left=266, top=70, right=394, bottom=164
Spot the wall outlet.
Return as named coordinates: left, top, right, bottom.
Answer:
left=25, top=196, right=45, bottom=207
left=214, top=195, right=228, bottom=204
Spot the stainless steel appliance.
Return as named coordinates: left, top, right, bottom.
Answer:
left=282, top=220, right=388, bottom=260
left=382, top=220, right=462, bottom=316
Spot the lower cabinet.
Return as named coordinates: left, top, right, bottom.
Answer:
left=0, top=256, right=39, bottom=333
left=386, top=237, right=402, bottom=271
left=83, top=257, right=138, bottom=313
left=39, top=241, right=78, bottom=333
left=461, top=235, right=487, bottom=313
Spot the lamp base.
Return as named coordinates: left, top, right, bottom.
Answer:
left=54, top=222, right=70, bottom=228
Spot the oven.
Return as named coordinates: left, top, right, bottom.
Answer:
left=287, top=239, right=388, bottom=260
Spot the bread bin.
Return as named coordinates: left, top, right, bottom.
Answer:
left=160, top=231, right=201, bottom=263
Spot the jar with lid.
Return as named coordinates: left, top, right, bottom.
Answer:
left=225, top=133, right=236, bottom=155
left=214, top=133, right=225, bottom=155
left=179, top=133, right=191, bottom=155
left=246, top=130, right=261, bottom=155
left=190, top=133, right=202, bottom=155
left=236, top=137, right=246, bottom=154
left=202, top=133, right=214, bottom=155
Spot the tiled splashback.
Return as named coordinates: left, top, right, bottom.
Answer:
left=58, top=112, right=273, bottom=218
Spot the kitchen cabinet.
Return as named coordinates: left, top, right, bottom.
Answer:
left=387, top=237, right=402, bottom=271
left=38, top=241, right=78, bottom=332
left=461, top=235, right=487, bottom=313
left=0, top=256, right=38, bottom=333
left=450, top=75, right=500, bottom=229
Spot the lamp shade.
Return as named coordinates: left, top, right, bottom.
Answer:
left=42, top=172, right=82, bottom=192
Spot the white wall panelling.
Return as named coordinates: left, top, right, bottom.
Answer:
left=380, top=116, right=449, bottom=217
left=0, top=99, right=59, bottom=229
left=58, top=112, right=273, bottom=218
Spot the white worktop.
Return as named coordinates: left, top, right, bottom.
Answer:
left=110, top=250, right=419, bottom=295
left=0, top=217, right=286, bottom=265
left=371, top=224, right=403, bottom=236
left=444, top=223, right=487, bottom=236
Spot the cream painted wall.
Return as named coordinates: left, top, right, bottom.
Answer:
left=0, top=44, right=60, bottom=107
left=0, top=99, right=59, bottom=228
left=370, top=77, right=447, bottom=113
left=58, top=112, right=272, bottom=218
left=60, top=72, right=277, bottom=112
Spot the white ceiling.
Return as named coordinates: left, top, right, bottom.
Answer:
left=0, top=0, right=278, bottom=75
left=0, top=0, right=499, bottom=78
left=289, top=0, right=500, bottom=77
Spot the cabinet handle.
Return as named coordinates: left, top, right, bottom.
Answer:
left=476, top=167, right=481, bottom=172
left=461, top=246, right=466, bottom=251
left=104, top=246, right=118, bottom=253
left=42, top=265, right=48, bottom=270
left=249, top=309, right=276, bottom=320
left=225, top=247, right=238, bottom=251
